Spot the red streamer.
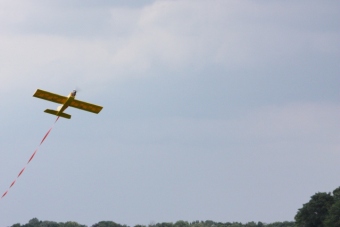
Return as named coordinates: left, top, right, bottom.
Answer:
left=17, top=168, right=25, bottom=178
left=1, top=191, right=8, bottom=198
left=0, top=117, right=59, bottom=200
left=10, top=181, right=16, bottom=188
left=27, top=150, right=37, bottom=164
left=40, top=128, right=52, bottom=145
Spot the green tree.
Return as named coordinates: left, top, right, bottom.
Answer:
left=63, top=221, right=87, bottom=227
left=265, top=221, right=295, bottom=227
left=22, top=218, right=42, bottom=227
left=323, top=187, right=340, bottom=227
left=190, top=221, right=205, bottom=227
left=202, top=221, right=214, bottom=227
left=245, top=222, right=257, bottom=227
left=92, top=221, right=127, bottom=227
left=228, top=223, right=242, bottom=227
left=60, top=221, right=87, bottom=227
left=40, top=221, right=59, bottom=227
left=333, top=187, right=340, bottom=201
left=295, top=192, right=334, bottom=227
left=156, top=222, right=173, bottom=227
left=11, top=224, right=21, bottom=227
left=256, top=222, right=264, bottom=227
left=174, top=221, right=189, bottom=227
left=323, top=200, right=340, bottom=227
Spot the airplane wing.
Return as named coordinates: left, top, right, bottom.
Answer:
left=69, top=99, right=103, bottom=114
left=33, top=89, right=67, bottom=104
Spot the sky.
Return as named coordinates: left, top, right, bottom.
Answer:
left=0, top=0, right=339, bottom=226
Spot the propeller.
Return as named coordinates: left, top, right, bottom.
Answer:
left=74, top=86, right=81, bottom=93
left=71, top=87, right=81, bottom=97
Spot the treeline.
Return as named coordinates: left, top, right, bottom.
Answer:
left=9, top=186, right=340, bottom=227
left=10, top=219, right=295, bottom=227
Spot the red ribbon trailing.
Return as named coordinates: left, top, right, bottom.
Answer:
left=1, top=117, right=60, bottom=200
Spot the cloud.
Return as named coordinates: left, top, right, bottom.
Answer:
left=109, top=0, right=340, bottom=71
left=0, top=35, right=115, bottom=93
left=0, top=0, right=339, bottom=94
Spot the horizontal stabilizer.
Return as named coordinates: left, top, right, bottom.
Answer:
left=44, top=109, right=71, bottom=119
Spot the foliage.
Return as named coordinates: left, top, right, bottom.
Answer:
left=265, top=221, right=295, bottom=227
left=295, top=192, right=334, bottom=227
left=12, top=219, right=295, bottom=227
left=323, top=187, right=340, bottom=227
left=40, top=221, right=59, bottom=227
left=174, top=221, right=189, bottom=227
left=333, top=187, right=340, bottom=202
left=323, top=200, right=340, bottom=227
left=294, top=186, right=340, bottom=227
left=91, top=221, right=128, bottom=227
left=154, top=222, right=173, bottom=227
left=60, top=222, right=87, bottom=227
left=12, top=218, right=87, bottom=227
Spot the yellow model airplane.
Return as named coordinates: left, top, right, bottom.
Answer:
left=33, top=89, right=103, bottom=119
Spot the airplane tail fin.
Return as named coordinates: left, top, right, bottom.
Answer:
left=44, top=109, right=71, bottom=119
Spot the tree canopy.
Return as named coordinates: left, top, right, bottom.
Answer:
left=295, top=186, right=340, bottom=227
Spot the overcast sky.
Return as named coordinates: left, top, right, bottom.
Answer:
left=0, top=1, right=339, bottom=226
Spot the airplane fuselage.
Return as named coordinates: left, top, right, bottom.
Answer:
left=56, top=93, right=75, bottom=116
